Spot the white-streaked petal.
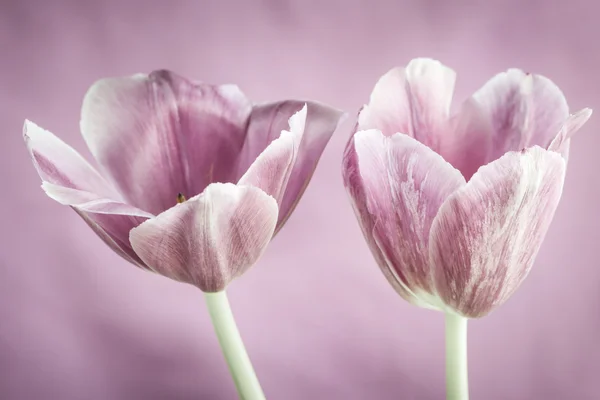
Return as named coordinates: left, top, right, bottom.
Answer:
left=430, top=146, right=566, bottom=318
left=129, top=183, right=279, bottom=292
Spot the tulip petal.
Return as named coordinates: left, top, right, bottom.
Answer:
left=129, top=183, right=278, bottom=292
left=351, top=129, right=465, bottom=307
left=23, top=120, right=117, bottom=198
left=354, top=58, right=491, bottom=179
left=430, top=147, right=566, bottom=318
left=548, top=108, right=593, bottom=160
left=443, top=99, right=494, bottom=180
left=357, top=58, right=456, bottom=149
left=237, top=107, right=302, bottom=226
left=240, top=101, right=343, bottom=231
left=342, top=134, right=419, bottom=304
left=23, top=121, right=146, bottom=266
left=42, top=182, right=152, bottom=268
left=473, top=69, right=569, bottom=162
left=80, top=70, right=252, bottom=215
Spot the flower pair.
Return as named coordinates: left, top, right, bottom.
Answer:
left=24, top=58, right=591, bottom=400
left=25, top=59, right=591, bottom=318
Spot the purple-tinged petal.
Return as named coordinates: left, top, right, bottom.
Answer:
left=429, top=147, right=566, bottom=318
left=342, top=133, right=419, bottom=303
left=239, top=100, right=343, bottom=231
left=351, top=129, right=466, bottom=307
left=238, top=107, right=303, bottom=224
left=357, top=58, right=456, bottom=150
left=42, top=182, right=153, bottom=218
left=354, top=58, right=491, bottom=179
left=443, top=99, right=494, bottom=181
left=23, top=120, right=117, bottom=198
left=42, top=182, right=152, bottom=268
left=22, top=121, right=145, bottom=265
left=80, top=70, right=252, bottom=215
left=129, top=183, right=278, bottom=292
left=76, top=210, right=149, bottom=268
left=472, top=69, right=569, bottom=162
left=548, top=108, right=592, bottom=160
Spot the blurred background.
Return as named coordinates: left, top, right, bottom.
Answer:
left=1, top=0, right=599, bottom=399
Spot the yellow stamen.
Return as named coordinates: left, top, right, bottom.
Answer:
left=177, top=193, right=186, bottom=203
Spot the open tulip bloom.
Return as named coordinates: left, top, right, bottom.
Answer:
left=342, top=58, right=592, bottom=399
left=24, top=70, right=343, bottom=400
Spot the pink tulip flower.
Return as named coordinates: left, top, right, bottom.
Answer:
left=343, top=58, right=591, bottom=318
left=25, top=70, right=343, bottom=292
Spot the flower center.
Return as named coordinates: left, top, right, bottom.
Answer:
left=176, top=193, right=187, bottom=204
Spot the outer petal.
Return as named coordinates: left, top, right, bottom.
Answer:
left=42, top=183, right=152, bottom=268
left=239, top=100, right=343, bottom=231
left=357, top=58, right=456, bottom=150
left=350, top=130, right=466, bottom=307
left=342, top=133, right=418, bottom=303
left=430, top=147, right=566, bottom=318
left=472, top=69, right=569, bottom=162
left=80, top=70, right=252, bottom=215
left=548, top=108, right=593, bottom=160
left=23, top=120, right=117, bottom=198
left=129, top=183, right=278, bottom=292
left=23, top=121, right=147, bottom=267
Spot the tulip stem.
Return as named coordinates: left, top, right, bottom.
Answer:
left=445, top=312, right=469, bottom=400
left=204, top=291, right=266, bottom=400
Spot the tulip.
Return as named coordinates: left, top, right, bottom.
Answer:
left=342, top=58, right=591, bottom=399
left=24, top=70, right=343, bottom=400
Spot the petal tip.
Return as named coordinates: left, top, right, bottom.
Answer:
left=579, top=107, right=593, bottom=119
left=406, top=57, right=456, bottom=76
left=289, top=103, right=308, bottom=124
left=571, top=107, right=593, bottom=128
left=148, top=69, right=176, bottom=79
left=354, top=129, right=384, bottom=143
left=217, top=83, right=249, bottom=103
left=22, top=119, right=41, bottom=141
left=407, top=57, right=444, bottom=68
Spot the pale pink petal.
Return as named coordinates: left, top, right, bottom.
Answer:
left=42, top=182, right=152, bottom=268
left=239, top=101, right=343, bottom=231
left=351, top=129, right=465, bottom=306
left=80, top=70, right=252, bottom=215
left=238, top=106, right=303, bottom=206
left=23, top=120, right=117, bottom=198
left=473, top=69, right=569, bottom=162
left=23, top=121, right=144, bottom=265
left=129, top=183, right=278, bottom=292
left=357, top=58, right=456, bottom=151
left=429, top=147, right=566, bottom=318
left=548, top=108, right=593, bottom=160
left=342, top=134, right=418, bottom=303
left=42, top=183, right=153, bottom=218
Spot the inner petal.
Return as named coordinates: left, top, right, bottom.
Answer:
left=357, top=58, right=457, bottom=153
left=81, top=70, right=253, bottom=215
left=471, top=69, right=569, bottom=164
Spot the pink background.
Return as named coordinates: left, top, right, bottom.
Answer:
left=1, top=0, right=599, bottom=399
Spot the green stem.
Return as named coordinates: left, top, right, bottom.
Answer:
left=445, top=312, right=469, bottom=400
left=204, top=291, right=266, bottom=400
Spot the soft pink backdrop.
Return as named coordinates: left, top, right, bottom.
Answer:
left=1, top=1, right=599, bottom=399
